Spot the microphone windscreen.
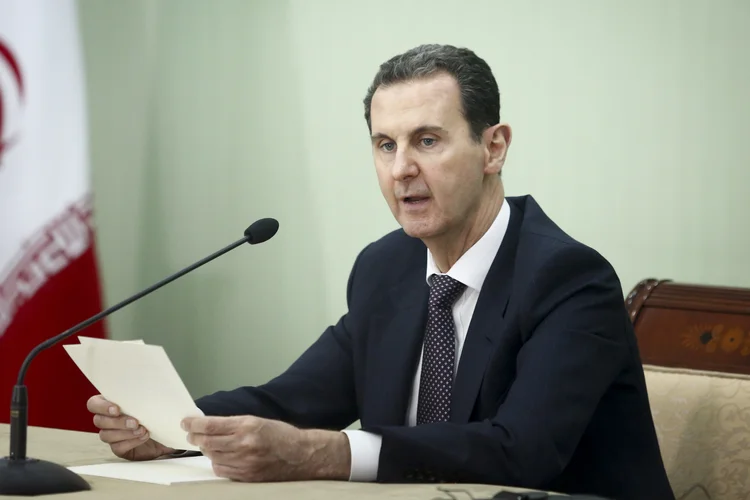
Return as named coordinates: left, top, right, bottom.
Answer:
left=244, top=218, right=279, bottom=244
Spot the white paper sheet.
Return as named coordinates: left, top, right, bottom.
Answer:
left=78, top=337, right=145, bottom=345
left=68, top=456, right=226, bottom=485
left=64, top=336, right=203, bottom=451
left=78, top=337, right=144, bottom=346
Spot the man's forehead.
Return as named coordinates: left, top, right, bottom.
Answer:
left=370, top=74, right=462, bottom=135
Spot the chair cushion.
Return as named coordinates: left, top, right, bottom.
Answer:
left=644, top=365, right=750, bottom=500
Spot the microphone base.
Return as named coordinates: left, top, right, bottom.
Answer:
left=0, top=456, right=90, bottom=496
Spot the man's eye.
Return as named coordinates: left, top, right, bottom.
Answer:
left=421, top=138, right=436, bottom=147
left=380, top=142, right=395, bottom=152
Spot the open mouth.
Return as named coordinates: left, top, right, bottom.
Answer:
left=404, top=196, right=429, bottom=204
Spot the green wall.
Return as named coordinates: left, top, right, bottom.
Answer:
left=78, top=0, right=750, bottom=399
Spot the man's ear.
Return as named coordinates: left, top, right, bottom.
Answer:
left=484, top=123, right=512, bottom=175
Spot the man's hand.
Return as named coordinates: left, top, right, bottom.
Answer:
left=181, top=415, right=351, bottom=482
left=87, top=395, right=175, bottom=461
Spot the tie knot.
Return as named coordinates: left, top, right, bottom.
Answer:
left=428, top=274, right=466, bottom=310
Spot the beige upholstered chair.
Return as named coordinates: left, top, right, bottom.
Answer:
left=626, top=279, right=750, bottom=500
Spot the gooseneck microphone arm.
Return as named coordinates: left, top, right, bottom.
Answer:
left=15, top=236, right=249, bottom=387
left=10, top=235, right=246, bottom=461
left=1, top=217, right=279, bottom=496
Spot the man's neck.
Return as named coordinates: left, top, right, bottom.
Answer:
left=427, top=180, right=504, bottom=273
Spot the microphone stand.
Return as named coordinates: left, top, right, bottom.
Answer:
left=0, top=218, right=277, bottom=496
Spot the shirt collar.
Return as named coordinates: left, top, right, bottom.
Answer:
left=426, top=198, right=511, bottom=292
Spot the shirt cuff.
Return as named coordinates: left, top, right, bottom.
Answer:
left=341, top=430, right=382, bottom=482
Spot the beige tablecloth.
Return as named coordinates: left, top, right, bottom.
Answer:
left=0, top=423, right=535, bottom=499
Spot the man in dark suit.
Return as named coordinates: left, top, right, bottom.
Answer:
left=88, top=44, right=675, bottom=499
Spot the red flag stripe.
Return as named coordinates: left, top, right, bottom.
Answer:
left=0, top=195, right=106, bottom=433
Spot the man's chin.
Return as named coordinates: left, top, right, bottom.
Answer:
left=399, top=221, right=438, bottom=240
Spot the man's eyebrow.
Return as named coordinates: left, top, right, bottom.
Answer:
left=370, top=132, right=390, bottom=143
left=370, top=125, right=448, bottom=143
left=413, top=125, right=448, bottom=136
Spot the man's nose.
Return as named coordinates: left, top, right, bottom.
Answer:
left=392, top=149, right=418, bottom=181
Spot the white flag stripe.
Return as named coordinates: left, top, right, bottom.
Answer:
left=0, top=0, right=90, bottom=265
left=0, top=0, right=94, bottom=338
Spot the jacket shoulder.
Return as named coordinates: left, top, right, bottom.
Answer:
left=344, top=227, right=425, bottom=302
left=356, top=227, right=425, bottom=270
left=510, top=196, right=624, bottom=313
left=504, top=197, right=628, bottom=345
left=509, top=195, right=618, bottom=277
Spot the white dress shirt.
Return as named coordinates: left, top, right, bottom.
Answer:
left=342, top=198, right=511, bottom=481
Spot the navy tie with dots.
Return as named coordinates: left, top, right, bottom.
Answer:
left=417, top=274, right=467, bottom=425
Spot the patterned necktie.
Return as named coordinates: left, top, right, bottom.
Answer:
left=417, top=274, right=467, bottom=425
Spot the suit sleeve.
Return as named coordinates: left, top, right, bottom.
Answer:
left=193, top=247, right=368, bottom=431
left=361, top=244, right=631, bottom=487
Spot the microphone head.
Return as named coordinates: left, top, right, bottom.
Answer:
left=244, top=218, right=279, bottom=244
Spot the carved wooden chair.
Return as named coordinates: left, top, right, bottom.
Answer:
left=625, top=279, right=750, bottom=500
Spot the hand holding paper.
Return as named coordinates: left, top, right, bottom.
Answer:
left=86, top=394, right=177, bottom=461
left=65, top=337, right=204, bottom=452
left=64, top=336, right=350, bottom=486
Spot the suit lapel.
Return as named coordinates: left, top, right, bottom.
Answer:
left=450, top=200, right=523, bottom=423
left=365, top=266, right=429, bottom=426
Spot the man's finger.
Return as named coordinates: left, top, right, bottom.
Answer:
left=188, top=432, right=242, bottom=451
left=99, top=427, right=148, bottom=444
left=87, top=395, right=119, bottom=416
left=182, top=416, right=247, bottom=435
left=202, top=447, right=234, bottom=461
left=211, top=462, right=244, bottom=481
left=206, top=452, right=246, bottom=479
left=110, top=435, right=150, bottom=457
left=93, top=414, right=139, bottom=430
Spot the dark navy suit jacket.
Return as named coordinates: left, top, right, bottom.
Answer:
left=196, top=195, right=675, bottom=500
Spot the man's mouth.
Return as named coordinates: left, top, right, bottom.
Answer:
left=403, top=196, right=429, bottom=204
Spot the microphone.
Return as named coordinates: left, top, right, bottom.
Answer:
left=0, top=217, right=279, bottom=496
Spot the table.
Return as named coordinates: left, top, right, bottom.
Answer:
left=0, top=424, right=532, bottom=499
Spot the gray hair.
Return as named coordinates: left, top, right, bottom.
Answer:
left=363, top=44, right=500, bottom=142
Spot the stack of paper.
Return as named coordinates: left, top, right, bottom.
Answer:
left=64, top=336, right=204, bottom=451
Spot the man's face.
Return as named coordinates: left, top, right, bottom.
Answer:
left=369, top=73, right=494, bottom=241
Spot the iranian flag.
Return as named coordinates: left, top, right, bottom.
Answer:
left=0, top=0, right=107, bottom=433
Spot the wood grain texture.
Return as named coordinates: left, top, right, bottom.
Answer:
left=626, top=279, right=750, bottom=375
